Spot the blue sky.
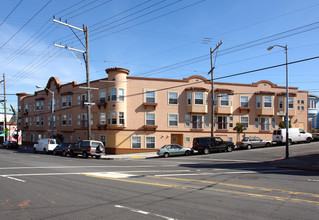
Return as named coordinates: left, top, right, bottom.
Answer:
left=1, top=0, right=319, bottom=108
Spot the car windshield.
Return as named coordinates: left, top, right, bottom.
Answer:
left=242, top=137, right=249, bottom=141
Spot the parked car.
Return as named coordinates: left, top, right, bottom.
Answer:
left=272, top=128, right=312, bottom=145
left=33, top=138, right=61, bottom=154
left=311, top=133, right=319, bottom=141
left=69, top=140, right=105, bottom=159
left=157, top=144, right=193, bottom=158
left=2, top=141, right=19, bottom=149
left=53, top=143, right=75, bottom=156
left=236, top=136, right=272, bottom=150
left=193, top=137, right=235, bottom=154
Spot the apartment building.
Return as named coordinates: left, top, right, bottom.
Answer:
left=308, top=94, right=319, bottom=130
left=17, top=67, right=308, bottom=153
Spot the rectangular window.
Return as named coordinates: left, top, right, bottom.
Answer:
left=185, top=114, right=190, bottom=127
left=187, top=92, right=191, bottom=105
left=168, top=114, right=178, bottom=127
left=62, top=97, right=67, bottom=108
left=279, top=97, right=284, bottom=109
left=146, top=113, right=155, bottom=125
left=168, top=92, right=178, bottom=104
left=185, top=137, right=191, bottom=142
left=119, top=89, right=124, bottom=101
left=62, top=115, right=67, bottom=126
left=111, top=88, right=117, bottom=101
left=192, top=115, right=203, bottom=129
left=68, top=114, right=72, bottom=126
left=40, top=101, right=44, bottom=110
left=217, top=116, right=227, bottom=130
left=131, top=136, right=141, bottom=148
left=240, top=116, right=249, bottom=128
left=261, top=117, right=270, bottom=131
left=119, top=112, right=125, bottom=125
left=40, top=117, right=44, bottom=126
left=99, top=90, right=106, bottom=103
left=264, top=96, right=272, bottom=108
left=220, top=93, right=229, bottom=106
left=108, top=111, right=117, bottom=125
left=36, top=101, right=39, bottom=111
left=145, top=90, right=155, bottom=103
left=288, top=97, right=294, bottom=109
left=36, top=116, right=40, bottom=126
left=194, top=92, right=204, bottom=105
left=240, top=96, right=249, bottom=107
left=100, top=113, right=106, bottom=124
left=146, top=137, right=155, bottom=149
left=257, top=96, right=261, bottom=108
left=68, top=96, right=72, bottom=107
left=82, top=114, right=88, bottom=127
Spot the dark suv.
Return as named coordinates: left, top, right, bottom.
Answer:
left=69, top=140, right=105, bottom=159
left=193, top=137, right=234, bottom=154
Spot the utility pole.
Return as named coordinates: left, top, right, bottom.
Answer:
left=208, top=41, right=222, bottom=137
left=0, top=73, right=7, bottom=142
left=53, top=17, right=94, bottom=140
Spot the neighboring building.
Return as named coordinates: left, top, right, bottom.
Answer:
left=0, top=104, right=18, bottom=142
left=17, top=67, right=308, bottom=153
left=308, top=94, right=319, bottom=130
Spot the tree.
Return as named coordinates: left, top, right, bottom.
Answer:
left=279, top=120, right=292, bottom=128
left=233, top=123, right=247, bottom=142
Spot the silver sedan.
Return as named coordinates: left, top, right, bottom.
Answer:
left=237, top=137, right=272, bottom=150
left=157, top=144, right=193, bottom=158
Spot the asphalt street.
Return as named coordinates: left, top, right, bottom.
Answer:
left=0, top=142, right=318, bottom=220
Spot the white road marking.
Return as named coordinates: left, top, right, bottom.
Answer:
left=0, top=165, right=172, bottom=170
left=85, top=172, right=138, bottom=178
left=307, top=179, right=319, bottom=182
left=155, top=169, right=300, bottom=177
left=3, top=176, right=26, bottom=183
left=115, top=205, right=175, bottom=220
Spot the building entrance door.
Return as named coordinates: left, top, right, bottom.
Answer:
left=171, top=134, right=183, bottom=146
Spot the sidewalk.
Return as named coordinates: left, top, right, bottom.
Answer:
left=271, top=154, right=319, bottom=172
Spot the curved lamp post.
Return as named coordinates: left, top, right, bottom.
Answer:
left=267, top=44, right=289, bottom=159
left=36, top=85, right=54, bottom=139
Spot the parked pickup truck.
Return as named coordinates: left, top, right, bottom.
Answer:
left=69, top=140, right=105, bottom=159
left=192, top=137, right=235, bottom=154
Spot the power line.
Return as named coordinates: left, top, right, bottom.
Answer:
left=0, top=0, right=24, bottom=26
left=0, top=0, right=52, bottom=51
left=67, top=0, right=113, bottom=20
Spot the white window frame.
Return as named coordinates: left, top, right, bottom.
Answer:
left=62, top=96, right=67, bottom=108
left=217, top=116, right=228, bottom=130
left=263, top=96, right=272, bottom=108
left=240, top=116, right=249, bottom=128
left=145, top=112, right=155, bottom=125
left=220, top=93, right=229, bottom=106
left=99, top=89, right=106, bottom=103
left=68, top=114, right=72, bottom=126
left=288, top=97, right=294, bottom=109
left=187, top=92, right=192, bottom=105
left=145, top=136, right=155, bottom=149
left=131, top=136, right=141, bottom=148
left=260, top=117, right=270, bottom=131
left=279, top=97, right=284, bottom=109
left=240, top=96, right=249, bottom=107
left=145, top=90, right=156, bottom=103
left=68, top=96, right=72, bottom=107
left=100, top=112, right=106, bottom=125
left=192, top=115, right=203, bottom=129
left=256, top=96, right=261, bottom=108
left=168, top=114, right=178, bottom=127
left=194, top=92, right=204, bottom=105
left=62, top=115, right=67, bottom=126
left=168, top=91, right=178, bottom=105
left=119, top=88, right=125, bottom=101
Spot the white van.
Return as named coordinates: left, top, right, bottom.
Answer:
left=272, top=128, right=312, bottom=145
left=33, top=139, right=61, bottom=154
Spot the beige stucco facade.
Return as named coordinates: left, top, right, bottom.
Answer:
left=17, top=67, right=308, bottom=154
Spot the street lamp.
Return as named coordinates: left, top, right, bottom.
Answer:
left=36, top=85, right=54, bottom=139
left=267, top=44, right=289, bottom=159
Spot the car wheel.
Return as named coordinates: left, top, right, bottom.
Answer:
left=288, top=139, right=293, bottom=145
left=306, top=137, right=312, bottom=143
left=62, top=151, right=67, bottom=157
left=163, top=152, right=169, bottom=158
left=96, top=155, right=101, bottom=159
left=53, top=150, right=57, bottom=155
left=43, top=148, right=47, bottom=154
left=226, top=146, right=233, bottom=152
left=185, top=151, right=191, bottom=156
left=82, top=151, right=88, bottom=158
left=247, top=145, right=252, bottom=150
left=33, top=148, right=37, bottom=153
left=265, top=142, right=271, bottom=147
left=203, top=147, right=210, bottom=154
